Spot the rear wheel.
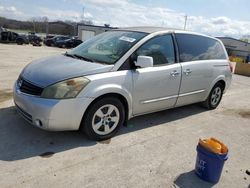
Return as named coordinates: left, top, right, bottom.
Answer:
left=81, top=97, right=125, bottom=141
left=16, top=38, right=24, bottom=45
left=202, top=83, right=224, bottom=110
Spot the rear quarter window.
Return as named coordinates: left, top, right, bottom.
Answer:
left=175, top=34, right=227, bottom=62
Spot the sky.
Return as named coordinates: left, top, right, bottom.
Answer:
left=0, top=0, right=250, bottom=38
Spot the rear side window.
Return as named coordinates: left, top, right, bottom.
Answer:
left=175, top=34, right=227, bottom=62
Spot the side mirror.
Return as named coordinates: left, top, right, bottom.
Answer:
left=135, top=56, right=153, bottom=68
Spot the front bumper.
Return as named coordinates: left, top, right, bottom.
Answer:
left=13, top=82, right=94, bottom=131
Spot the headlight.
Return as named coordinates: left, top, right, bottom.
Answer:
left=41, top=77, right=90, bottom=99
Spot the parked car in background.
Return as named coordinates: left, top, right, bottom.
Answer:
left=0, top=31, right=18, bottom=43
left=0, top=31, right=29, bottom=45
left=27, top=32, right=42, bottom=44
left=44, top=35, right=70, bottom=46
left=16, top=34, right=29, bottom=45
left=14, top=27, right=232, bottom=141
left=43, top=35, right=55, bottom=45
left=55, top=38, right=82, bottom=48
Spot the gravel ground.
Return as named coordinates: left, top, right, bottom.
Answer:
left=0, top=44, right=249, bottom=188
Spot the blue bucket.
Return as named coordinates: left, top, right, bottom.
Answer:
left=195, top=144, right=228, bottom=183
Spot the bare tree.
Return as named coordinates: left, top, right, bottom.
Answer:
left=30, top=17, right=37, bottom=33
left=42, top=16, right=49, bottom=35
left=240, top=38, right=249, bottom=43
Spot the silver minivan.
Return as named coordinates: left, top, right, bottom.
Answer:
left=14, top=27, right=232, bottom=140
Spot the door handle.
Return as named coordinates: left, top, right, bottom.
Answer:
left=183, top=69, right=192, bottom=75
left=170, top=70, right=180, bottom=77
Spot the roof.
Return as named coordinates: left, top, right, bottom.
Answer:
left=217, top=37, right=250, bottom=45
left=115, top=26, right=179, bottom=33
left=114, top=26, right=218, bottom=41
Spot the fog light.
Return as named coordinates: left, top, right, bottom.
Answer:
left=35, top=119, right=43, bottom=127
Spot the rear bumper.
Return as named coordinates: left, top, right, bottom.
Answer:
left=13, top=82, right=94, bottom=131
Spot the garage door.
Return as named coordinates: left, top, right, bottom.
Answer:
left=81, top=30, right=95, bottom=41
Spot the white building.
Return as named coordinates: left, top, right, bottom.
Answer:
left=217, top=37, right=250, bottom=62
left=77, top=24, right=116, bottom=41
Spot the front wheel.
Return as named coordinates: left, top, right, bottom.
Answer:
left=81, top=97, right=125, bottom=141
left=202, top=83, right=224, bottom=110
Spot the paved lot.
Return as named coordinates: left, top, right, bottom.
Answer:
left=0, top=44, right=249, bottom=188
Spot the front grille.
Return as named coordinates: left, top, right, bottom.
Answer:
left=18, top=77, right=44, bottom=96
left=15, top=103, right=33, bottom=123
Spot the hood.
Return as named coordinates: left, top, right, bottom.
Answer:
left=22, top=55, right=113, bottom=87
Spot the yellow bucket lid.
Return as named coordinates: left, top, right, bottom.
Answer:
left=199, top=138, right=228, bottom=154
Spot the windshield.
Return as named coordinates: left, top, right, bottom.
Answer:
left=68, top=31, right=147, bottom=64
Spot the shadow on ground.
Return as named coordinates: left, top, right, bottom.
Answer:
left=0, top=106, right=96, bottom=161
left=0, top=103, right=206, bottom=161
left=120, top=104, right=206, bottom=135
left=174, top=170, right=216, bottom=188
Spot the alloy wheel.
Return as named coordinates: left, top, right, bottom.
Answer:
left=211, top=87, right=222, bottom=106
left=91, top=104, right=120, bottom=135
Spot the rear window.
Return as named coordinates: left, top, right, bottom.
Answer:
left=176, top=34, right=227, bottom=62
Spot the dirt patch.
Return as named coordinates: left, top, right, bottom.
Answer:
left=222, top=109, right=250, bottom=119
left=239, top=111, right=250, bottom=119
left=0, top=90, right=13, bottom=103
left=98, top=139, right=111, bottom=144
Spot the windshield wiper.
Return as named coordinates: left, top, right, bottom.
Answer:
left=73, top=54, right=94, bottom=62
left=64, top=52, right=76, bottom=58
left=64, top=52, right=94, bottom=62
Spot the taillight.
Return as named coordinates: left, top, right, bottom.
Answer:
left=228, top=61, right=233, bottom=73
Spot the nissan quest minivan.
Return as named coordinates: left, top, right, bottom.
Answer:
left=14, top=27, right=232, bottom=140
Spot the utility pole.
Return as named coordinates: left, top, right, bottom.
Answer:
left=81, top=7, right=85, bottom=23
left=184, top=15, right=188, bottom=30
left=43, top=17, right=49, bottom=36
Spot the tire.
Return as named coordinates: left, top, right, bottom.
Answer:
left=16, top=39, right=24, bottom=45
left=81, top=97, right=125, bottom=141
left=62, top=44, right=66, bottom=48
left=202, top=83, right=224, bottom=110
